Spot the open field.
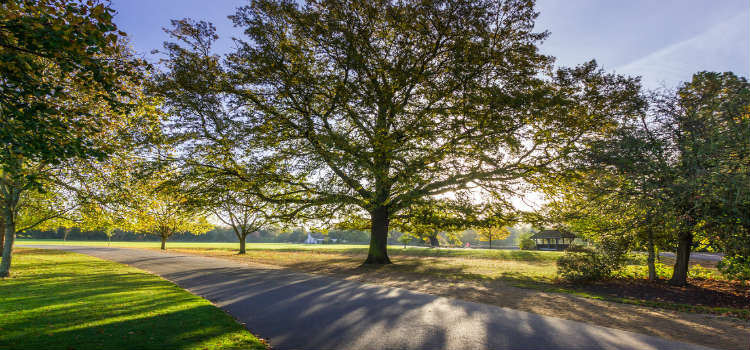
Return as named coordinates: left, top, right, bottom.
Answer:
left=15, top=239, right=560, bottom=261
left=0, top=248, right=267, bottom=350
left=17, top=239, right=748, bottom=319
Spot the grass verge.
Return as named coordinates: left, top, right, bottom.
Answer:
left=0, top=248, right=267, bottom=350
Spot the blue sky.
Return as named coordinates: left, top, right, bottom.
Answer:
left=111, top=0, right=749, bottom=89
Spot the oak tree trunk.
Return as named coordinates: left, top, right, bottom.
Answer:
left=160, top=235, right=167, bottom=250
left=428, top=234, right=439, bottom=247
left=239, top=235, right=247, bottom=254
left=669, top=230, right=693, bottom=286
left=364, top=206, right=391, bottom=264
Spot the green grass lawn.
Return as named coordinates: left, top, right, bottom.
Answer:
left=0, top=248, right=267, bottom=350
left=14, top=240, right=747, bottom=319
left=16, top=239, right=561, bottom=261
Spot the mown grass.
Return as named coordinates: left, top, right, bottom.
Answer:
left=17, top=239, right=561, bottom=261
left=16, top=240, right=746, bottom=318
left=0, top=248, right=267, bottom=350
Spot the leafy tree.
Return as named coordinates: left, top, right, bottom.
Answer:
left=651, top=72, right=750, bottom=284
left=476, top=226, right=510, bottom=249
left=0, top=0, right=147, bottom=276
left=517, top=232, right=536, bottom=250
left=225, top=0, right=641, bottom=263
left=125, top=166, right=212, bottom=250
left=541, top=72, right=749, bottom=285
left=157, top=0, right=641, bottom=264
left=397, top=232, right=413, bottom=248
left=208, top=191, right=279, bottom=254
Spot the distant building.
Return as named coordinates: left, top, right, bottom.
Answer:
left=529, top=230, right=576, bottom=250
left=305, top=232, right=326, bottom=244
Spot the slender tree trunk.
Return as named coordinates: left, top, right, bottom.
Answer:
left=239, top=234, right=247, bottom=254
left=63, top=227, right=70, bottom=241
left=160, top=235, right=167, bottom=250
left=489, top=237, right=492, bottom=249
left=669, top=230, right=693, bottom=286
left=0, top=217, right=4, bottom=253
left=647, top=229, right=657, bottom=281
left=0, top=213, right=16, bottom=277
left=364, top=206, right=391, bottom=264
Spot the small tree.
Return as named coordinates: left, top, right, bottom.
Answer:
left=517, top=232, right=536, bottom=250
left=398, top=233, right=412, bottom=248
left=210, top=191, right=279, bottom=254
left=126, top=166, right=212, bottom=250
left=476, top=226, right=510, bottom=249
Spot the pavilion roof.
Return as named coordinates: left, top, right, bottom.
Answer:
left=529, top=230, right=576, bottom=239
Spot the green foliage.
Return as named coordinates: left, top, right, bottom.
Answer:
left=122, top=165, right=212, bottom=246
left=398, top=233, right=413, bottom=247
left=687, top=264, right=718, bottom=280
left=0, top=0, right=146, bottom=179
left=329, top=229, right=370, bottom=243
left=0, top=0, right=159, bottom=276
left=556, top=246, right=614, bottom=282
left=556, top=241, right=630, bottom=282
left=718, top=255, right=750, bottom=281
left=614, top=263, right=672, bottom=280
left=539, top=71, right=750, bottom=285
left=156, top=0, right=643, bottom=263
left=518, top=232, right=536, bottom=250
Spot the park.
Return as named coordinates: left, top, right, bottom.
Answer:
left=1, top=0, right=748, bottom=349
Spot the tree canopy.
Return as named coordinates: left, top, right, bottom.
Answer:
left=539, top=71, right=750, bottom=284
left=0, top=0, right=151, bottom=276
left=155, top=0, right=642, bottom=264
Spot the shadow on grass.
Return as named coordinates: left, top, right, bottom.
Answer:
left=0, top=249, right=264, bottom=350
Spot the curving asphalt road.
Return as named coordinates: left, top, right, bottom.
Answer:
left=22, top=245, right=716, bottom=350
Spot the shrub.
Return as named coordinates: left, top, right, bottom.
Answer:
left=687, top=264, right=717, bottom=280
left=717, top=255, right=750, bottom=281
left=556, top=246, right=613, bottom=282
left=517, top=233, right=536, bottom=250
left=614, top=262, right=671, bottom=280
left=556, top=242, right=630, bottom=282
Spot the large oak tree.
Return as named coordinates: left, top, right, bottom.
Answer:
left=160, top=0, right=641, bottom=264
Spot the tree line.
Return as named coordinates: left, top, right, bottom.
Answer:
left=1, top=0, right=747, bottom=287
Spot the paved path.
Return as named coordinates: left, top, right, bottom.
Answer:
left=23, top=245, right=715, bottom=350
left=659, top=252, right=724, bottom=262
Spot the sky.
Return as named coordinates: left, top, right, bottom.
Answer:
left=111, top=0, right=749, bottom=90
left=110, top=0, right=749, bottom=212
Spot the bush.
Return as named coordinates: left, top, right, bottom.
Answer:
left=556, top=242, right=631, bottom=282
left=718, top=255, right=750, bottom=281
left=614, top=262, right=671, bottom=280
left=517, top=232, right=536, bottom=250
left=556, top=246, right=613, bottom=282
left=687, top=264, right=717, bottom=280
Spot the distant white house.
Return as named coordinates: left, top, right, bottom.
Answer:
left=305, top=232, right=326, bottom=244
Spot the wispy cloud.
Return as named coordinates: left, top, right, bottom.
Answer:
left=616, top=10, right=750, bottom=89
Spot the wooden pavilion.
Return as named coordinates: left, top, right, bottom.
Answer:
left=530, top=230, right=576, bottom=250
